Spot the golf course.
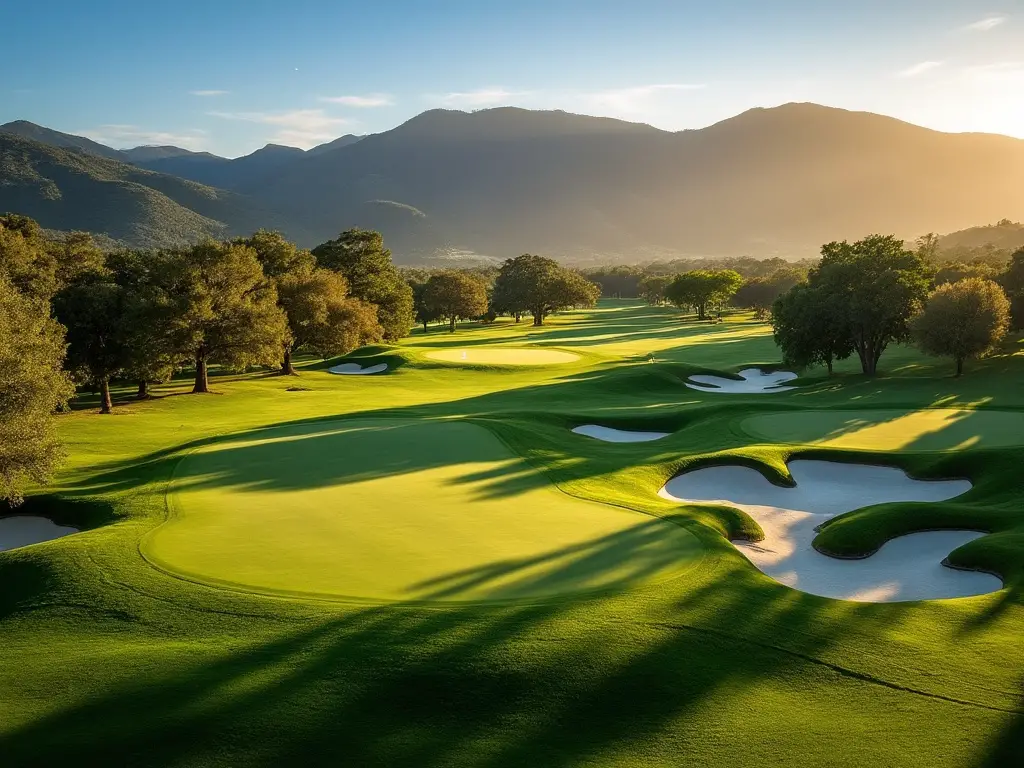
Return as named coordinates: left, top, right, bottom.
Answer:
left=2, top=301, right=1023, bottom=766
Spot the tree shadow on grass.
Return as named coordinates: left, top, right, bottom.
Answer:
left=9, top=525, right=1005, bottom=768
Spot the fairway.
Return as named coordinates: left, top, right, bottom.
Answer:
left=4, top=301, right=1023, bottom=767
left=149, top=419, right=702, bottom=602
left=743, top=408, right=1024, bottom=451
left=425, top=347, right=580, bottom=365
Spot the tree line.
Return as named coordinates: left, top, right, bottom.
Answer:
left=0, top=217, right=601, bottom=501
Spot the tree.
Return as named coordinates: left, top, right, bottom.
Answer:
left=665, top=269, right=743, bottom=320
left=491, top=257, right=534, bottom=322
left=422, top=271, right=489, bottom=332
left=408, top=277, right=440, bottom=332
left=106, top=249, right=182, bottom=398
left=812, top=235, right=933, bottom=375
left=276, top=268, right=383, bottom=373
left=233, top=230, right=315, bottom=279
left=0, top=276, right=73, bottom=501
left=47, top=231, right=107, bottom=286
left=638, top=275, right=672, bottom=305
left=52, top=278, right=135, bottom=413
left=312, top=229, right=414, bottom=341
left=772, top=282, right=853, bottom=374
left=912, top=278, right=1011, bottom=376
left=934, top=262, right=996, bottom=286
left=161, top=241, right=288, bottom=393
left=1000, top=247, right=1024, bottom=330
left=733, top=268, right=805, bottom=320
left=492, top=255, right=599, bottom=327
left=0, top=214, right=59, bottom=302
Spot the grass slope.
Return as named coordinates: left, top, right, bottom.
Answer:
left=1, top=301, right=1023, bottom=766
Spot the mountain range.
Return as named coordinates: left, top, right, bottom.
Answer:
left=2, top=104, right=1023, bottom=264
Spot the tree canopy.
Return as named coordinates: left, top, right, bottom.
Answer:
left=311, top=229, right=414, bottom=341
left=492, top=255, right=599, bottom=326
left=161, top=241, right=288, bottom=393
left=732, top=268, right=805, bottom=320
left=421, top=271, right=489, bottom=332
left=912, top=278, right=1010, bottom=376
left=772, top=282, right=853, bottom=374
left=665, top=269, right=743, bottom=320
left=0, top=275, right=73, bottom=501
left=276, top=268, right=383, bottom=372
left=804, top=235, right=933, bottom=375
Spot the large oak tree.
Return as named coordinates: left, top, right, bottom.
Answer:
left=162, top=241, right=288, bottom=393
left=421, top=271, right=488, bottom=332
left=312, top=229, right=414, bottom=341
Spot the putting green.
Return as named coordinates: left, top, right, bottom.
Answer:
left=147, top=419, right=701, bottom=603
left=425, top=348, right=580, bottom=365
left=743, top=408, right=1024, bottom=451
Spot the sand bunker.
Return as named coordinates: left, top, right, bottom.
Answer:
left=0, top=516, right=78, bottom=552
left=660, top=460, right=1001, bottom=601
left=426, top=348, right=579, bottom=365
left=686, top=368, right=797, bottom=393
left=572, top=425, right=669, bottom=443
left=328, top=362, right=388, bottom=375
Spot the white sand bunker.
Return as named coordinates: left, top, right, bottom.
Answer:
left=0, top=516, right=79, bottom=552
left=572, top=425, right=669, bottom=443
left=686, top=368, right=797, bottom=393
left=426, top=348, right=579, bottom=365
left=328, top=362, right=388, bottom=375
left=660, top=461, right=1001, bottom=602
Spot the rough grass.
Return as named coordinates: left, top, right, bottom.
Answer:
left=1, top=300, right=1023, bottom=767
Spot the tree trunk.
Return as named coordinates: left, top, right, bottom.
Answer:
left=514, top=312, right=521, bottom=323
left=422, top=320, right=429, bottom=332
left=137, top=380, right=149, bottom=399
left=193, top=355, right=209, bottom=393
left=533, top=314, right=543, bottom=327
left=826, top=358, right=833, bottom=375
left=449, top=315, right=456, bottom=333
left=281, top=347, right=296, bottom=376
left=99, top=378, right=113, bottom=414
left=956, top=356, right=964, bottom=377
left=697, top=303, right=706, bottom=321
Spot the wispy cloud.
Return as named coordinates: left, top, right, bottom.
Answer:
left=81, top=124, right=207, bottom=149
left=436, top=87, right=531, bottom=107
left=583, top=83, right=706, bottom=114
left=897, top=61, right=943, bottom=78
left=189, top=90, right=229, bottom=97
left=965, top=15, right=1007, bottom=31
left=319, top=93, right=393, bottom=108
left=208, top=109, right=349, bottom=148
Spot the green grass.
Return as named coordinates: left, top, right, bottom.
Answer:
left=148, top=419, right=702, bottom=603
left=2, top=300, right=1023, bottom=766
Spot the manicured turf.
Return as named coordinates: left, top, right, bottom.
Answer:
left=2, top=300, right=1023, bottom=767
left=744, top=408, right=1024, bottom=451
left=150, top=419, right=701, bottom=602
left=424, top=347, right=580, bottom=364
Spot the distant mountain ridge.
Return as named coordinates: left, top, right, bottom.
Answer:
left=2, top=105, right=1024, bottom=262
left=0, top=132, right=302, bottom=248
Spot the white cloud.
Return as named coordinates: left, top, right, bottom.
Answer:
left=897, top=61, right=943, bottom=78
left=319, top=93, right=393, bottom=107
left=189, top=90, right=229, bottom=97
left=437, top=87, right=531, bottom=107
left=208, top=109, right=350, bottom=148
left=81, top=124, right=207, bottom=149
left=582, top=83, right=706, bottom=114
left=965, top=16, right=1007, bottom=31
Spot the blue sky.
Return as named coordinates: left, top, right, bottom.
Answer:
left=3, top=1, right=1022, bottom=157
